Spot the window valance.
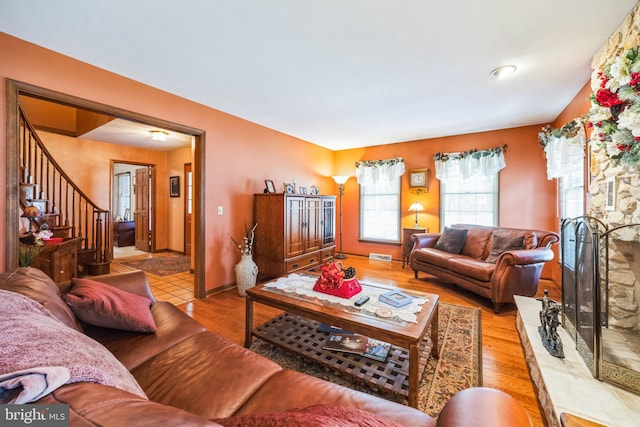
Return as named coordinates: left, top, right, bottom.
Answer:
left=434, top=145, right=507, bottom=183
left=355, top=157, right=405, bottom=186
left=538, top=119, right=585, bottom=179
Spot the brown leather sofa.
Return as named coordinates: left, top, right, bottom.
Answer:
left=410, top=224, right=559, bottom=313
left=0, top=267, right=532, bottom=426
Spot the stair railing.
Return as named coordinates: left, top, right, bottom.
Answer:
left=19, top=103, right=111, bottom=270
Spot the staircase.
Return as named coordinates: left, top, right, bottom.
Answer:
left=18, top=104, right=112, bottom=277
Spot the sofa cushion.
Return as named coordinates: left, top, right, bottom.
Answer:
left=236, top=369, right=435, bottom=426
left=434, top=227, right=468, bottom=254
left=0, top=268, right=83, bottom=332
left=84, top=302, right=206, bottom=371
left=131, top=332, right=283, bottom=419
left=63, top=278, right=157, bottom=333
left=214, top=404, right=402, bottom=427
left=484, top=229, right=537, bottom=259
left=413, top=247, right=458, bottom=268
left=459, top=227, right=494, bottom=259
left=485, top=235, right=525, bottom=264
left=447, top=257, right=495, bottom=283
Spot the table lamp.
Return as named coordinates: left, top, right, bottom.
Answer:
left=408, top=202, right=425, bottom=228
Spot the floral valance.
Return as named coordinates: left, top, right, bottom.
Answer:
left=588, top=45, right=640, bottom=165
left=538, top=119, right=586, bottom=179
left=433, top=145, right=506, bottom=182
left=355, top=157, right=405, bottom=186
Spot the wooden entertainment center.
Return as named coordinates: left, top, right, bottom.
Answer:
left=253, top=194, right=336, bottom=278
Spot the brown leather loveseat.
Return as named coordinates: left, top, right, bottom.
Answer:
left=410, top=224, right=559, bottom=312
left=0, top=267, right=532, bottom=426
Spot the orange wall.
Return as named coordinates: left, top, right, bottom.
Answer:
left=334, top=125, right=557, bottom=275
left=0, top=32, right=334, bottom=291
left=0, top=32, right=594, bottom=287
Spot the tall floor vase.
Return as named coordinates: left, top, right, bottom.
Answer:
left=235, top=254, right=258, bottom=296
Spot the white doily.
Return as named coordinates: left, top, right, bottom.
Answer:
left=264, top=274, right=427, bottom=324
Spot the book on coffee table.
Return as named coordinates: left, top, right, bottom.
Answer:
left=323, top=332, right=368, bottom=354
left=363, top=338, right=391, bottom=362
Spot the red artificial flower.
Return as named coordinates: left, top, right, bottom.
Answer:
left=618, top=144, right=632, bottom=153
left=595, top=89, right=624, bottom=108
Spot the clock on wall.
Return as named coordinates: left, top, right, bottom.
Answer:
left=409, top=168, right=428, bottom=189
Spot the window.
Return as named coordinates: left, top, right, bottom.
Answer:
left=115, top=172, right=131, bottom=220
left=558, top=165, right=584, bottom=221
left=440, top=175, right=498, bottom=228
left=359, top=176, right=401, bottom=242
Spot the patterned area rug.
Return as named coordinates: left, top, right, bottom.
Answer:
left=120, top=255, right=190, bottom=276
left=250, top=302, right=482, bottom=417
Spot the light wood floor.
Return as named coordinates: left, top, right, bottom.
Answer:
left=175, top=255, right=560, bottom=426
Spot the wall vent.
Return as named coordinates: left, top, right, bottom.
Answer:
left=368, top=253, right=392, bottom=262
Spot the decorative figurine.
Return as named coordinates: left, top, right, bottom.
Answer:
left=538, top=290, right=565, bottom=358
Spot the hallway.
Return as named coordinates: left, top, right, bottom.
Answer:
left=111, top=247, right=194, bottom=304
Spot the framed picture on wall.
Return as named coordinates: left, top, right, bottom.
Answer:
left=408, top=168, right=429, bottom=189
left=170, top=176, right=180, bottom=198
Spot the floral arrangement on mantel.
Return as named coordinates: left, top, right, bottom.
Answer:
left=313, top=261, right=362, bottom=299
left=588, top=45, right=640, bottom=165
left=231, top=223, right=258, bottom=256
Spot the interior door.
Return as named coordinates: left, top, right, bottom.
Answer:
left=184, top=163, right=192, bottom=256
left=135, top=167, right=151, bottom=252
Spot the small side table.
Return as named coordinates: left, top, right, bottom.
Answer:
left=402, top=227, right=426, bottom=269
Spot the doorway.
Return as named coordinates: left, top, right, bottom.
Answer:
left=6, top=79, right=206, bottom=298
left=112, top=162, right=154, bottom=259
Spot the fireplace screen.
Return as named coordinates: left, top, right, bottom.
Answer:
left=561, top=218, right=640, bottom=394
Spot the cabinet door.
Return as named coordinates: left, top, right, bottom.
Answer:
left=306, top=197, right=322, bottom=252
left=285, top=196, right=306, bottom=258
left=321, top=197, right=336, bottom=247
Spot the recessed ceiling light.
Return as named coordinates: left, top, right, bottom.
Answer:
left=490, top=65, right=517, bottom=79
left=149, top=130, right=168, bottom=141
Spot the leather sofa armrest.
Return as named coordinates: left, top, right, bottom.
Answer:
left=436, top=387, right=532, bottom=426
left=411, top=233, right=440, bottom=250
left=80, top=270, right=156, bottom=301
left=495, top=247, right=554, bottom=267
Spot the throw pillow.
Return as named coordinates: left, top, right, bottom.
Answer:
left=485, top=235, right=525, bottom=264
left=62, top=278, right=157, bottom=333
left=434, top=227, right=468, bottom=254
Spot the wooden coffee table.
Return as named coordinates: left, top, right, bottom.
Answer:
left=244, top=278, right=439, bottom=408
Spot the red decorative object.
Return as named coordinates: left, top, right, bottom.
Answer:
left=313, top=261, right=362, bottom=299
left=44, top=237, right=64, bottom=245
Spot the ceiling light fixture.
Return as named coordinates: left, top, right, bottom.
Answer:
left=490, top=65, right=517, bottom=79
left=149, top=130, right=168, bottom=141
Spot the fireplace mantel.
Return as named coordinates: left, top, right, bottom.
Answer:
left=515, top=296, right=639, bottom=427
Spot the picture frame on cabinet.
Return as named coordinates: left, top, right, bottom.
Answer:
left=298, top=186, right=307, bottom=195
left=169, top=176, right=180, bottom=197
left=284, top=182, right=295, bottom=194
left=408, top=168, right=429, bottom=189
left=265, top=179, right=276, bottom=193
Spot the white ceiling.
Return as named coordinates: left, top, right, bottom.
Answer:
left=1, top=1, right=638, bottom=151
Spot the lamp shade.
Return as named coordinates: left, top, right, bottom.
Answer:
left=332, top=175, right=350, bottom=185
left=408, top=202, right=425, bottom=213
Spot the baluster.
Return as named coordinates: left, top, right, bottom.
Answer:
left=39, top=149, right=44, bottom=201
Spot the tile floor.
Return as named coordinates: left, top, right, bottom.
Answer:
left=111, top=246, right=195, bottom=305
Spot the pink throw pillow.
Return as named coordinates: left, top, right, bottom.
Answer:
left=62, top=278, right=157, bottom=333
